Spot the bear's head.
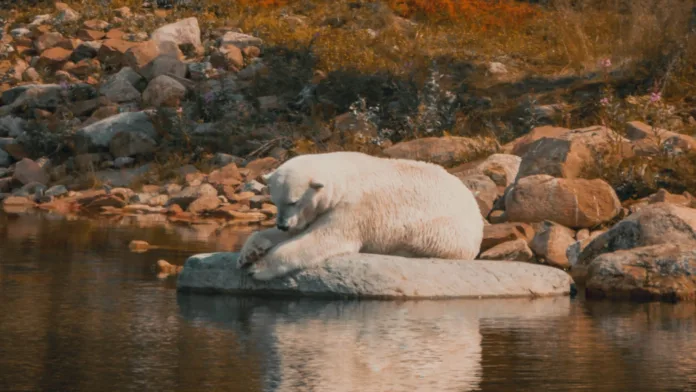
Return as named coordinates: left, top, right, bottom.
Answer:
left=263, top=158, right=332, bottom=234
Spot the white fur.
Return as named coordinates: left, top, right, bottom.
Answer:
left=237, top=151, right=484, bottom=281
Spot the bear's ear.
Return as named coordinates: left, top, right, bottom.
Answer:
left=309, top=180, right=324, bottom=190
left=261, top=171, right=275, bottom=183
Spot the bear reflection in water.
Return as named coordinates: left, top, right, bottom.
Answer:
left=177, top=294, right=571, bottom=392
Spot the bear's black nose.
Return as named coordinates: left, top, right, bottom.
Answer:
left=277, top=224, right=289, bottom=231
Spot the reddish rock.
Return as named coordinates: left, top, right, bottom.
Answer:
left=36, top=47, right=72, bottom=70
left=98, top=39, right=137, bottom=66
left=208, top=163, right=243, bottom=186
left=480, top=239, right=534, bottom=262
left=187, top=195, right=221, bottom=214
left=245, top=157, right=279, bottom=180
left=13, top=158, right=48, bottom=185
left=382, top=136, right=499, bottom=167
left=482, top=222, right=534, bottom=252
left=77, top=29, right=106, bottom=41
left=505, top=175, right=622, bottom=229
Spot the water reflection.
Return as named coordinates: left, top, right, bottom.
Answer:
left=177, top=294, right=571, bottom=392
left=1, top=211, right=696, bottom=392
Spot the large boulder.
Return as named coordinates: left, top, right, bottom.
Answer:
left=516, top=125, right=631, bottom=180
left=176, top=252, right=574, bottom=299
left=505, top=125, right=571, bottom=156
left=584, top=244, right=696, bottom=302
left=382, top=136, right=498, bottom=167
left=505, top=175, right=621, bottom=229
left=74, top=111, right=158, bottom=151
left=571, top=203, right=696, bottom=283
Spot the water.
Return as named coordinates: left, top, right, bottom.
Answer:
left=1, top=212, right=695, bottom=392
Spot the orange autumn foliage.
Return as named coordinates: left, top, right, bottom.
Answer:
left=388, top=0, right=538, bottom=30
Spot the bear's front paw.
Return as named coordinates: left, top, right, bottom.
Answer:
left=245, top=258, right=298, bottom=281
left=237, top=234, right=275, bottom=270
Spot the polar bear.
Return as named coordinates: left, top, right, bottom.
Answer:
left=237, top=151, right=484, bottom=281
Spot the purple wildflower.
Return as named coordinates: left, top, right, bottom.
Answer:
left=650, top=91, right=661, bottom=103
left=600, top=97, right=610, bottom=106
left=600, top=58, right=612, bottom=69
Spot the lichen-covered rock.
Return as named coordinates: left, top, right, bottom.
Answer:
left=572, top=203, right=696, bottom=283
left=176, top=252, right=573, bottom=299
left=515, top=126, right=631, bottom=180
left=584, top=244, right=696, bottom=302
left=75, top=111, right=157, bottom=151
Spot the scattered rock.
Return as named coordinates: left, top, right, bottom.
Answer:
left=142, top=75, right=186, bottom=107
left=530, top=221, right=576, bottom=268
left=187, top=194, right=221, bottom=214
left=169, top=183, right=218, bottom=210
left=151, top=17, right=203, bottom=56
left=0, top=148, right=9, bottom=167
left=449, top=153, right=521, bottom=187
left=109, top=131, right=157, bottom=158
left=156, top=259, right=183, bottom=278
left=219, top=31, right=263, bottom=49
left=505, top=175, right=622, bottom=229
left=75, top=111, right=157, bottom=151
left=45, top=185, right=68, bottom=198
left=13, top=158, right=48, bottom=185
left=99, top=75, right=141, bottom=103
left=480, top=239, right=534, bottom=262
left=481, top=222, right=534, bottom=252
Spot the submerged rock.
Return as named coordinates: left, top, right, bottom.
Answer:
left=176, top=252, right=573, bottom=299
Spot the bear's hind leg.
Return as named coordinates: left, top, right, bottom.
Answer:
left=403, top=217, right=482, bottom=260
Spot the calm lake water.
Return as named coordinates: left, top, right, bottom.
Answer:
left=1, top=211, right=695, bottom=392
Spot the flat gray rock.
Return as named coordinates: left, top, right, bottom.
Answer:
left=176, top=252, right=574, bottom=299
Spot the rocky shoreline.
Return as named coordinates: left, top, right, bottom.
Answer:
left=2, top=3, right=696, bottom=302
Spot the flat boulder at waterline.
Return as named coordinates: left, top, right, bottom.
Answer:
left=176, top=252, right=573, bottom=299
